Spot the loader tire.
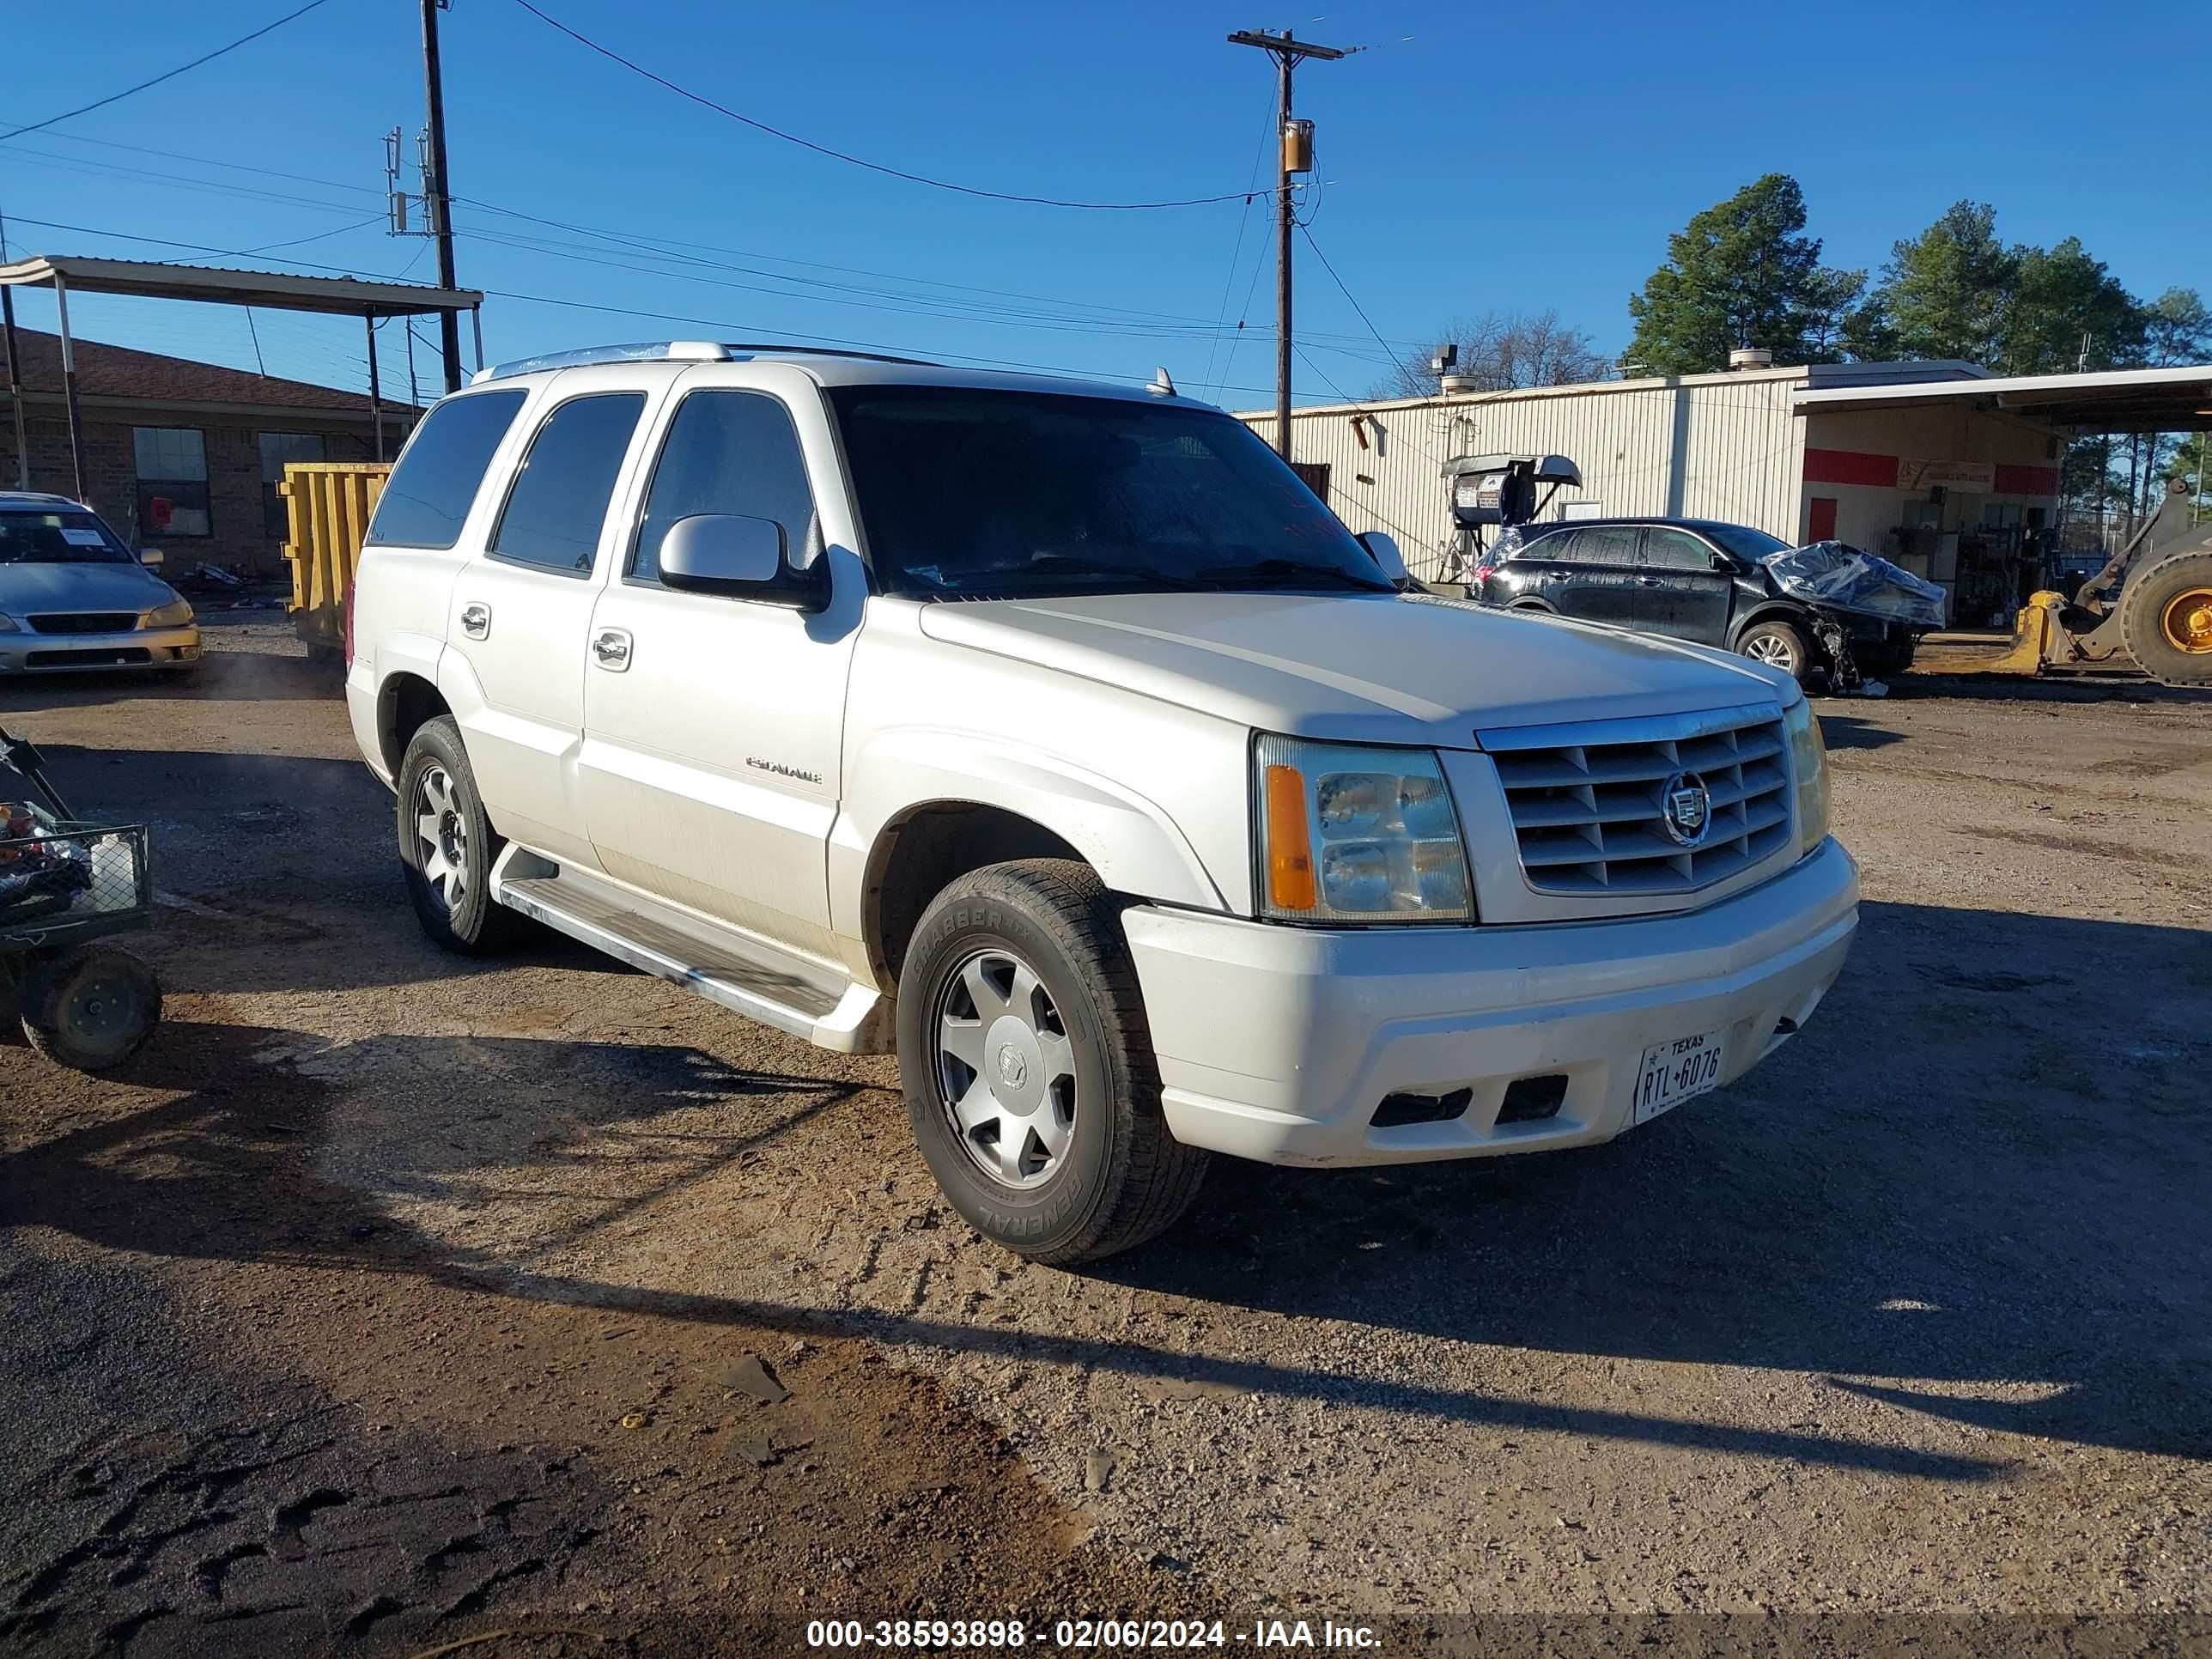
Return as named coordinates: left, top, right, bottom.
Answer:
left=2120, top=552, right=2212, bottom=687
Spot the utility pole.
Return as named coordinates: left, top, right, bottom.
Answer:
left=420, top=0, right=463, bottom=393
left=1227, top=27, right=1347, bottom=458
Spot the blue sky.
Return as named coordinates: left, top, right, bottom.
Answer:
left=2, top=0, right=2203, bottom=410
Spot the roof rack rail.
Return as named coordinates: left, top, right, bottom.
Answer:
left=471, top=339, right=938, bottom=384
left=716, top=341, right=938, bottom=367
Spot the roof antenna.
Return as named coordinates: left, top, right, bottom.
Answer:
left=1147, top=365, right=1176, bottom=397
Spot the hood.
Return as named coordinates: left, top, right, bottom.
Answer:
left=917, top=591, right=1796, bottom=746
left=0, top=560, right=178, bottom=617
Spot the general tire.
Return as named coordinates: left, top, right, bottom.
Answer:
left=2118, top=551, right=2212, bottom=687
left=396, top=715, right=523, bottom=955
left=22, top=944, right=162, bottom=1073
left=1737, top=618, right=1813, bottom=685
left=895, top=860, right=1209, bottom=1265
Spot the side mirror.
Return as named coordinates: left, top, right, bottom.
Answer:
left=657, top=513, right=829, bottom=613
left=138, top=548, right=164, bottom=568
left=1355, top=530, right=1411, bottom=588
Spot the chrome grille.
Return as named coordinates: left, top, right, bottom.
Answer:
left=1483, top=704, right=1793, bottom=897
left=28, top=612, right=137, bottom=635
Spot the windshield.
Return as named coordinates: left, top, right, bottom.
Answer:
left=0, top=507, right=136, bottom=566
left=825, top=386, right=1394, bottom=599
left=1705, top=524, right=1793, bottom=563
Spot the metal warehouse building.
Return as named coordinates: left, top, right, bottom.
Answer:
left=1237, top=360, right=2212, bottom=624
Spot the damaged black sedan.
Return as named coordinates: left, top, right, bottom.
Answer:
left=1472, top=516, right=1937, bottom=685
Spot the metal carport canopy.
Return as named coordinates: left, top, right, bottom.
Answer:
left=0, top=254, right=481, bottom=319
left=1790, top=363, right=2212, bottom=435
left=0, top=253, right=485, bottom=491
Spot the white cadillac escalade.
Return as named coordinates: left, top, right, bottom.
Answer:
left=345, top=342, right=1857, bottom=1263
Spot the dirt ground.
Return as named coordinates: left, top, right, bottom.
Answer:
left=3, top=617, right=2208, bottom=1658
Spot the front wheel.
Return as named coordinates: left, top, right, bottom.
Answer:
left=1738, top=618, right=1813, bottom=686
left=896, top=860, right=1208, bottom=1265
left=22, top=944, right=162, bottom=1073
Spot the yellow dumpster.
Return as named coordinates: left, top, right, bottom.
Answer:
left=279, top=461, right=390, bottom=661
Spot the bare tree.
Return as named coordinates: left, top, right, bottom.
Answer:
left=1377, top=309, right=1614, bottom=398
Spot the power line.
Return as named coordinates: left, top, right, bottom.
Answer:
left=1296, top=222, right=1402, bottom=372
left=241, top=215, right=389, bottom=254
left=454, top=222, right=1398, bottom=363
left=0, top=212, right=1370, bottom=404
left=0, top=130, right=1419, bottom=354
left=510, top=0, right=1255, bottom=212
left=0, top=0, right=337, bottom=143
left=0, top=214, right=420, bottom=283
left=1200, top=94, right=1280, bottom=402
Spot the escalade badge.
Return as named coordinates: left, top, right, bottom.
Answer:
left=1661, top=770, right=1712, bottom=848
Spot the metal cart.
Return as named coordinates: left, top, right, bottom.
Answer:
left=0, top=726, right=162, bottom=1073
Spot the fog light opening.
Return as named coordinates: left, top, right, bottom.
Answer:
left=1496, top=1074, right=1568, bottom=1125
left=1371, top=1087, right=1474, bottom=1129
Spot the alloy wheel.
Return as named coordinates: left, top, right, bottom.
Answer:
left=413, top=763, right=468, bottom=912
left=933, top=948, right=1079, bottom=1190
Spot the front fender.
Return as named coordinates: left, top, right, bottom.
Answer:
left=829, top=727, right=1229, bottom=949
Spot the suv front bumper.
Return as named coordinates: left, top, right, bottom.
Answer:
left=1122, top=838, right=1857, bottom=1167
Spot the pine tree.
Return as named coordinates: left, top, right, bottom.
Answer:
left=1625, top=174, right=1865, bottom=374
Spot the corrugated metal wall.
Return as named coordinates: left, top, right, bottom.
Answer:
left=1238, top=373, right=1809, bottom=581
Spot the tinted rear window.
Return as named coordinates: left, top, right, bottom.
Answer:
left=367, top=390, right=526, bottom=550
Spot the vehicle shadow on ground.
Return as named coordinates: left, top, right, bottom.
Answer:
left=0, top=1017, right=2001, bottom=1484
left=2, top=742, right=629, bottom=994
left=9, top=896, right=2207, bottom=1480
left=0, top=648, right=339, bottom=713
left=1097, top=897, right=2212, bottom=1463
left=1810, top=713, right=1905, bottom=750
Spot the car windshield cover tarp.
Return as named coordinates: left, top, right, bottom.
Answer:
left=1759, top=541, right=1948, bottom=629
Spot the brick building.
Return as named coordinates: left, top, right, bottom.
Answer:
left=1, top=329, right=417, bottom=578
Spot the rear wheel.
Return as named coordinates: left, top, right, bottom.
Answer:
left=22, top=945, right=162, bottom=1073
left=2121, top=553, right=2212, bottom=686
left=397, top=716, right=522, bottom=954
left=1738, top=618, right=1813, bottom=686
left=896, top=860, right=1208, bottom=1265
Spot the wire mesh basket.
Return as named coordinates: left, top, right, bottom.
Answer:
left=0, top=805, right=154, bottom=943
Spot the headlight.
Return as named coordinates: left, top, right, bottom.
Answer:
left=1254, top=735, right=1473, bottom=921
left=1784, top=695, right=1829, bottom=854
left=0, top=613, right=17, bottom=633
left=143, top=599, right=194, bottom=629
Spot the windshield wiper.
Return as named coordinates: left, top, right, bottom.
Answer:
left=1195, top=558, right=1394, bottom=592
left=1012, top=553, right=1213, bottom=590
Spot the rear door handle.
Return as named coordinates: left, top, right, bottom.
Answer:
left=460, top=602, right=490, bottom=639
left=1635, top=575, right=1662, bottom=586
left=592, top=628, right=633, bottom=671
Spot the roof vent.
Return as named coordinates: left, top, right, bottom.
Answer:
left=1439, top=373, right=1480, bottom=394
left=1729, top=347, right=1774, bottom=372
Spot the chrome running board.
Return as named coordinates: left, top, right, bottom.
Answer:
left=489, top=846, right=889, bottom=1054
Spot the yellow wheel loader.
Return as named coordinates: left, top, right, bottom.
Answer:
left=1984, top=478, right=2212, bottom=686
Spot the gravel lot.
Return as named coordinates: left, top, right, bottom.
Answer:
left=3, top=617, right=2208, bottom=1656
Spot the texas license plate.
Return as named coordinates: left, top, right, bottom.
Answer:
left=1633, top=1028, right=1727, bottom=1125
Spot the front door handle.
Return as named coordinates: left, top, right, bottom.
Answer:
left=460, top=601, right=491, bottom=639
left=1635, top=574, right=1662, bottom=586
left=592, top=628, right=633, bottom=671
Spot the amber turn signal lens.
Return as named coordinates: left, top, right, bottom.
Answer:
left=1264, top=763, right=1316, bottom=911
